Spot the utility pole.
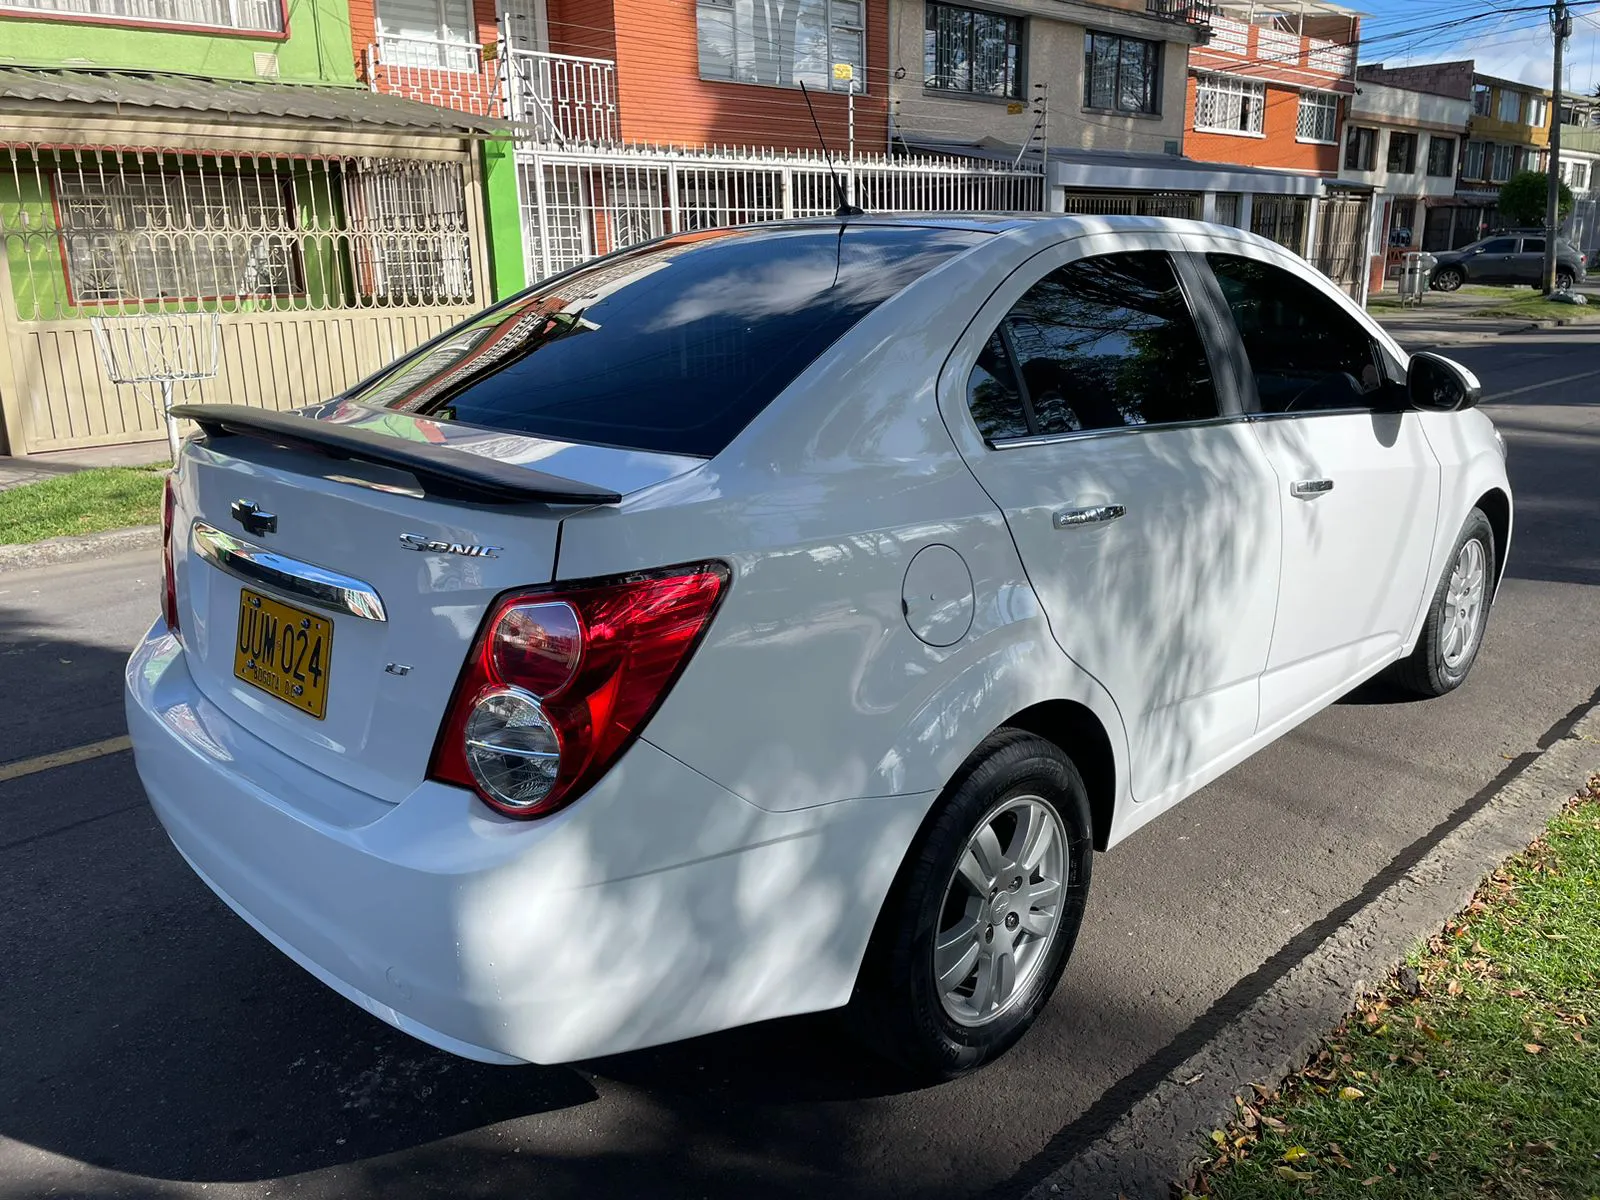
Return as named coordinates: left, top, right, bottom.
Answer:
left=1544, top=0, right=1572, bottom=293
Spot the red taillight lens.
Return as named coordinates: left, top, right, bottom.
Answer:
left=430, top=562, right=729, bottom=818
left=160, top=476, right=180, bottom=633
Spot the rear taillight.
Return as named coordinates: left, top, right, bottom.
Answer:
left=160, top=476, right=180, bottom=633
left=430, top=562, right=729, bottom=819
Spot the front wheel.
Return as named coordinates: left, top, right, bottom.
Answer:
left=1390, top=509, right=1495, bottom=697
left=848, top=729, right=1094, bottom=1080
left=1433, top=267, right=1464, bottom=292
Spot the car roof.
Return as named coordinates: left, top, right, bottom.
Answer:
left=778, top=212, right=1292, bottom=253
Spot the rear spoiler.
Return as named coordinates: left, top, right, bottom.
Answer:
left=170, top=404, right=623, bottom=506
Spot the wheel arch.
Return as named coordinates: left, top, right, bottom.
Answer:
left=1002, top=700, right=1118, bottom=852
left=1474, top=486, right=1512, bottom=594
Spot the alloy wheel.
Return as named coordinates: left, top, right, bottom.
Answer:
left=933, top=795, right=1069, bottom=1026
left=1442, top=537, right=1488, bottom=670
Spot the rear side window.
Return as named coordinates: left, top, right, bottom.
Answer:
left=965, top=250, right=1219, bottom=441
left=1521, top=237, right=1545, bottom=254
left=349, top=225, right=984, bottom=457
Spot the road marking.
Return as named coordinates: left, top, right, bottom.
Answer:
left=1485, top=367, right=1600, bottom=402
left=0, top=735, right=132, bottom=783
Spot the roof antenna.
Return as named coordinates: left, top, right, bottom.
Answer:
left=799, top=80, right=864, bottom=218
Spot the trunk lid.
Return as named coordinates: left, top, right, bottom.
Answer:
left=170, top=403, right=703, bottom=804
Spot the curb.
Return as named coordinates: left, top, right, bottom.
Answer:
left=0, top=524, right=159, bottom=573
left=1024, top=697, right=1600, bottom=1200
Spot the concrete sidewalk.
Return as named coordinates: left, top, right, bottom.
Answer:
left=0, top=442, right=168, bottom=492
left=1370, top=294, right=1593, bottom=349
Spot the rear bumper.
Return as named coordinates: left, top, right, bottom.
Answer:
left=125, top=623, right=929, bottom=1064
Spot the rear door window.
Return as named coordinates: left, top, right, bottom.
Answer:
left=964, top=250, right=1220, bottom=441
left=349, top=225, right=985, bottom=457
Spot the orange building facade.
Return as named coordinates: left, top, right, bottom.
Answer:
left=1183, top=2, right=1360, bottom=179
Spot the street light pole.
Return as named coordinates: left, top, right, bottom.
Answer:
left=1544, top=0, right=1572, bottom=293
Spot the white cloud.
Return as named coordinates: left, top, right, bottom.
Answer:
left=1387, top=11, right=1600, bottom=96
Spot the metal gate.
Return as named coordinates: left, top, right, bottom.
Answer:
left=1250, top=196, right=1310, bottom=255
left=1311, top=193, right=1372, bottom=300
left=1058, top=190, right=1201, bottom=219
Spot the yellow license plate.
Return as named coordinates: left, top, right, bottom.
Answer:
left=233, top=588, right=333, bottom=719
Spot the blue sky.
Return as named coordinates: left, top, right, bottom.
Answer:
left=1353, top=0, right=1600, bottom=96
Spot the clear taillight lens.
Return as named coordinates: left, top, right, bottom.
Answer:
left=161, top=476, right=180, bottom=634
left=430, top=563, right=729, bottom=818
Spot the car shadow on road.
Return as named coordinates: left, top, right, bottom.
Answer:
left=0, top=614, right=924, bottom=1192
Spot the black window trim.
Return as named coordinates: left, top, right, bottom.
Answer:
left=1082, top=28, right=1162, bottom=116
left=966, top=244, right=1244, bottom=451
left=923, top=0, right=1027, bottom=101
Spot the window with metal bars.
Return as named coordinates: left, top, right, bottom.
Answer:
left=1084, top=31, right=1160, bottom=114
left=55, top=169, right=299, bottom=304
left=1194, top=74, right=1263, bottom=134
left=0, top=0, right=282, bottom=33
left=697, top=0, right=866, bottom=92
left=1463, top=140, right=1486, bottom=180
left=343, top=162, right=474, bottom=305
left=923, top=2, right=1023, bottom=99
left=1295, top=91, right=1338, bottom=143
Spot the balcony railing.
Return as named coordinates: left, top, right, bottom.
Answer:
left=1193, top=18, right=1356, bottom=83
left=504, top=48, right=619, bottom=145
left=364, top=35, right=501, bottom=119
left=1146, top=0, right=1216, bottom=21
left=364, top=34, right=620, bottom=144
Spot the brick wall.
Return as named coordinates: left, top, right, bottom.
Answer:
left=603, top=0, right=890, bottom=152
left=1358, top=61, right=1475, bottom=103
left=1185, top=79, right=1340, bottom=176
left=547, top=0, right=617, bottom=63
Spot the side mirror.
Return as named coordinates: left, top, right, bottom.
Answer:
left=1407, top=352, right=1482, bottom=412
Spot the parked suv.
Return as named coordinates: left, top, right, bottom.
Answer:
left=1430, top=232, right=1588, bottom=290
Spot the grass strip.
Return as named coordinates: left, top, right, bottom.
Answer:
left=1184, top=773, right=1600, bottom=1199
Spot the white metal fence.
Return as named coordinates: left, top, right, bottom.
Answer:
left=515, top=144, right=1045, bottom=279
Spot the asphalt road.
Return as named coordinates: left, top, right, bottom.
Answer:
left=2, top=327, right=1598, bottom=1200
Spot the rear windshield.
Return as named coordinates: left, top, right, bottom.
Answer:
left=349, top=224, right=985, bottom=457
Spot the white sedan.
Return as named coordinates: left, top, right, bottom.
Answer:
left=127, top=215, right=1510, bottom=1078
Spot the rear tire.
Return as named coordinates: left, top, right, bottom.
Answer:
left=1433, top=267, right=1464, bottom=292
left=848, top=729, right=1093, bottom=1080
left=1390, top=509, right=1495, bottom=697
left=1556, top=269, right=1575, bottom=291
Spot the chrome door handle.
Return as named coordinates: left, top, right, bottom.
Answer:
left=1053, top=503, right=1125, bottom=529
left=1290, top=478, right=1335, bottom=499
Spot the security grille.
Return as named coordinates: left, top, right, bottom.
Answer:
left=1296, top=92, right=1339, bottom=143
left=1195, top=75, right=1265, bottom=135
left=2, top=145, right=475, bottom=320
left=1250, top=195, right=1311, bottom=254
left=1058, top=191, right=1200, bottom=218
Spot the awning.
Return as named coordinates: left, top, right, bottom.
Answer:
left=0, top=66, right=506, bottom=138
left=901, top=137, right=1330, bottom=197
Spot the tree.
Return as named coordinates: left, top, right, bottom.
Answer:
left=1497, top=170, right=1573, bottom=228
